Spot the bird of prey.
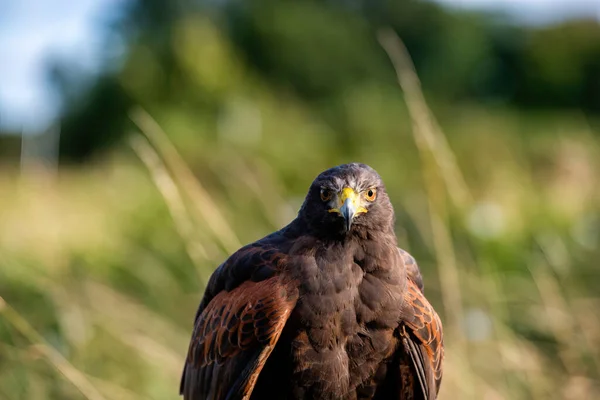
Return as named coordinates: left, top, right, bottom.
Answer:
left=180, top=163, right=443, bottom=400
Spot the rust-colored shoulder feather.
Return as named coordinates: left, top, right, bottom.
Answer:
left=180, top=243, right=298, bottom=400
left=399, top=276, right=444, bottom=400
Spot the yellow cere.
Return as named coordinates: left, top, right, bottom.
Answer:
left=328, top=187, right=368, bottom=215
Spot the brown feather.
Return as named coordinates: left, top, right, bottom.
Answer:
left=180, top=163, right=443, bottom=400
left=181, top=252, right=299, bottom=400
left=398, top=278, right=444, bottom=399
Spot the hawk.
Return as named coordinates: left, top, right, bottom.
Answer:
left=180, top=163, right=444, bottom=399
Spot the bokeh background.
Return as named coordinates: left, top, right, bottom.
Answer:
left=1, top=0, right=600, bottom=399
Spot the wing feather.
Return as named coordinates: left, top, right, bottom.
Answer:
left=181, top=244, right=298, bottom=400
left=398, top=247, right=424, bottom=293
left=399, top=276, right=444, bottom=399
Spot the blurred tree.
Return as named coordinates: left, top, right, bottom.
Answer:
left=517, top=20, right=600, bottom=111
left=51, top=0, right=600, bottom=161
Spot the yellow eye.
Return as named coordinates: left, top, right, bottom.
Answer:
left=320, top=189, right=332, bottom=202
left=365, top=188, right=377, bottom=202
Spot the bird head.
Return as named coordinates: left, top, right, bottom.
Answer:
left=299, top=163, right=395, bottom=238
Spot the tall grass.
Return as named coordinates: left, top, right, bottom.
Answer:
left=1, top=33, right=599, bottom=400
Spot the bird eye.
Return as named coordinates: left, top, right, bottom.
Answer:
left=365, top=188, right=377, bottom=201
left=320, top=189, right=332, bottom=202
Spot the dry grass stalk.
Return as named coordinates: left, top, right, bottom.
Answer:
left=378, top=27, right=474, bottom=397
left=130, top=134, right=208, bottom=281
left=130, top=107, right=241, bottom=254
left=87, top=375, right=151, bottom=400
left=535, top=236, right=600, bottom=374
left=83, top=280, right=190, bottom=353
left=528, top=258, right=583, bottom=377
left=378, top=27, right=466, bottom=335
left=377, top=28, right=472, bottom=210
left=0, top=296, right=107, bottom=400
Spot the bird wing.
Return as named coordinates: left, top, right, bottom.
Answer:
left=398, top=277, right=444, bottom=400
left=180, top=244, right=298, bottom=400
left=398, top=247, right=424, bottom=293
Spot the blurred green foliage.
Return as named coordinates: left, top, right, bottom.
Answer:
left=1, top=0, right=600, bottom=399
left=44, top=0, right=600, bottom=162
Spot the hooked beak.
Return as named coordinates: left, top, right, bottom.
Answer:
left=329, top=187, right=368, bottom=231
left=340, top=197, right=356, bottom=231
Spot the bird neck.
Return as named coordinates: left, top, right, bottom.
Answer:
left=284, top=217, right=397, bottom=249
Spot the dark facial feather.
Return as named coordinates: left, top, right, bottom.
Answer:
left=298, top=163, right=395, bottom=238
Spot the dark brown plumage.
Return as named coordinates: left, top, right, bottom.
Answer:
left=180, top=163, right=444, bottom=400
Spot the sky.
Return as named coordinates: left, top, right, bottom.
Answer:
left=0, top=0, right=599, bottom=134
left=0, top=0, right=117, bottom=132
left=435, top=0, right=600, bottom=24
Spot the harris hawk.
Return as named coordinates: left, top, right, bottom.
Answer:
left=180, top=163, right=444, bottom=400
